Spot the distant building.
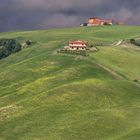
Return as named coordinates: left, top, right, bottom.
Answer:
left=80, top=23, right=88, bottom=26
left=68, top=40, right=87, bottom=50
left=88, top=17, right=113, bottom=26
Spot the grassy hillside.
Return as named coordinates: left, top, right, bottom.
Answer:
left=90, top=46, right=140, bottom=80
left=0, top=26, right=140, bottom=140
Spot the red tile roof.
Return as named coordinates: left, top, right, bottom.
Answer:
left=69, top=40, right=87, bottom=45
left=88, top=17, right=113, bottom=25
left=69, top=40, right=87, bottom=48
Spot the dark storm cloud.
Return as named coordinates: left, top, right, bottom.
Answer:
left=0, top=0, right=139, bottom=32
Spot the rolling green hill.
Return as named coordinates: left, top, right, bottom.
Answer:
left=0, top=26, right=140, bottom=140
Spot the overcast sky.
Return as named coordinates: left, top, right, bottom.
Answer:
left=0, top=0, right=140, bottom=32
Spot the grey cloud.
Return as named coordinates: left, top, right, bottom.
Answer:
left=0, top=0, right=139, bottom=32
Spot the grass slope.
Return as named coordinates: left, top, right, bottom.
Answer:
left=0, top=26, right=140, bottom=140
left=90, top=46, right=140, bottom=80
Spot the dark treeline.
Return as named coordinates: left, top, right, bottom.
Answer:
left=0, top=39, right=21, bottom=59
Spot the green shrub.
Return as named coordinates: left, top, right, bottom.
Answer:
left=130, top=39, right=140, bottom=47
left=130, top=38, right=135, bottom=43
left=26, top=40, right=33, bottom=46
left=135, top=39, right=140, bottom=46
left=0, top=39, right=21, bottom=59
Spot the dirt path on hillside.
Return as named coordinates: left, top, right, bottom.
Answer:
left=114, top=40, right=123, bottom=46
left=56, top=52, right=124, bottom=80
left=85, top=58, right=124, bottom=80
left=95, top=62, right=124, bottom=80
left=120, top=43, right=140, bottom=50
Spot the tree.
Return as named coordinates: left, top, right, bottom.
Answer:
left=0, top=39, right=21, bottom=59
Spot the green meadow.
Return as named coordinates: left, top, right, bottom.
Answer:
left=0, top=26, right=140, bottom=140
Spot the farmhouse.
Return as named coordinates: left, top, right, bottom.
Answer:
left=88, top=17, right=113, bottom=26
left=67, top=40, right=87, bottom=50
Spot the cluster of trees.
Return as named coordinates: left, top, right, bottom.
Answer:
left=0, top=39, right=21, bottom=59
left=130, top=39, right=140, bottom=46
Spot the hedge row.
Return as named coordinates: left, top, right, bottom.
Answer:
left=58, top=49, right=88, bottom=56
